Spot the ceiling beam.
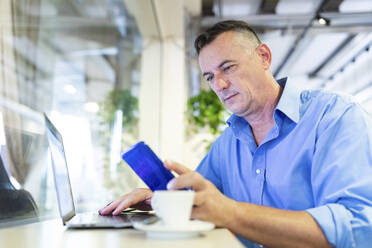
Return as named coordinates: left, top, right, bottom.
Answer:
left=322, top=0, right=344, bottom=12
left=202, top=0, right=215, bottom=16
left=255, top=24, right=372, bottom=35
left=259, top=0, right=279, bottom=14
left=352, top=81, right=372, bottom=96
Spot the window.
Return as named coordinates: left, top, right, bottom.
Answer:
left=0, top=0, right=144, bottom=225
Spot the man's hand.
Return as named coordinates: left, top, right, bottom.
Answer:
left=98, top=188, right=153, bottom=215
left=164, top=160, right=236, bottom=227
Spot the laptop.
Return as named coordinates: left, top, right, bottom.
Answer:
left=44, top=113, right=151, bottom=228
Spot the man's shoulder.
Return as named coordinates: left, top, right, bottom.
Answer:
left=298, top=88, right=371, bottom=131
left=299, top=88, right=358, bottom=116
left=300, top=88, right=355, bottom=106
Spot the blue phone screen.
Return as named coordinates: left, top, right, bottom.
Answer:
left=121, top=142, right=174, bottom=191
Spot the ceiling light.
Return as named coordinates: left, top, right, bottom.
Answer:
left=317, top=16, right=330, bottom=26
left=64, top=84, right=77, bottom=94
left=84, top=102, right=99, bottom=113
left=318, top=17, right=327, bottom=25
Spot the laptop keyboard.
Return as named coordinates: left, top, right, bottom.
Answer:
left=71, top=212, right=130, bottom=224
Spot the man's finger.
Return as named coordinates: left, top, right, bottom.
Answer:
left=112, top=198, right=133, bottom=215
left=99, top=197, right=125, bottom=215
left=191, top=206, right=210, bottom=223
left=99, top=188, right=152, bottom=215
left=193, top=191, right=205, bottom=206
left=164, top=160, right=192, bottom=175
left=167, top=172, right=205, bottom=191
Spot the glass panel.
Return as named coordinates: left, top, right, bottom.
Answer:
left=0, top=0, right=148, bottom=225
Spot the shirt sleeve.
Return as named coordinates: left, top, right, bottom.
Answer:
left=306, top=101, right=372, bottom=248
left=195, top=140, right=223, bottom=192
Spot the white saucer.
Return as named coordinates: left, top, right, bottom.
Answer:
left=133, top=219, right=215, bottom=239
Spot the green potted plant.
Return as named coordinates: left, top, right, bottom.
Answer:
left=99, top=89, right=138, bottom=133
left=186, top=89, right=228, bottom=150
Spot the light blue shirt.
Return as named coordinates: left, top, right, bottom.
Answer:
left=196, top=78, right=372, bottom=248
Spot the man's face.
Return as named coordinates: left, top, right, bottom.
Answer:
left=198, top=31, right=271, bottom=118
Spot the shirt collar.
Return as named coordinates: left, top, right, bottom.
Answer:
left=226, top=77, right=301, bottom=127
left=226, top=114, right=243, bottom=126
left=275, top=77, right=300, bottom=124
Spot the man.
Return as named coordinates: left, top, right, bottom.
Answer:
left=99, top=20, right=372, bottom=247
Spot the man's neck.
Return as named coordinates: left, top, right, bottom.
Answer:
left=244, top=83, right=283, bottom=146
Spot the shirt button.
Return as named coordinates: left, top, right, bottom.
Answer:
left=256, top=169, right=261, bottom=174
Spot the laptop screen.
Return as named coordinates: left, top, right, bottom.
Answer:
left=44, top=114, right=75, bottom=222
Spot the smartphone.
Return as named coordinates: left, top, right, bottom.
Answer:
left=121, top=141, right=174, bottom=191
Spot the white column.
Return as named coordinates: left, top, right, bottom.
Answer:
left=125, top=0, right=199, bottom=166
left=138, top=39, right=162, bottom=154
left=159, top=37, right=186, bottom=161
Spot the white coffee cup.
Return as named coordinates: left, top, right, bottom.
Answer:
left=151, top=190, right=195, bottom=226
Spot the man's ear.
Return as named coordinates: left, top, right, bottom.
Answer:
left=256, top=43, right=272, bottom=70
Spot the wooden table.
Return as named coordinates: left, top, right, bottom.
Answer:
left=0, top=219, right=244, bottom=248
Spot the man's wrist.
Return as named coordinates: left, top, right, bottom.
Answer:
left=223, top=197, right=240, bottom=229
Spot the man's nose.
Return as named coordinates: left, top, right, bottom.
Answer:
left=214, top=76, right=229, bottom=92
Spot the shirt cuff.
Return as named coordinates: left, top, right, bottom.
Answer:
left=306, top=204, right=355, bottom=248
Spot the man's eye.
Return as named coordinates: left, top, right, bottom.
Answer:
left=223, top=65, right=233, bottom=72
left=206, top=75, right=214, bottom=82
